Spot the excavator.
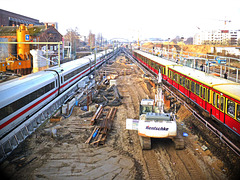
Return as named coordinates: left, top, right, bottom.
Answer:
left=126, top=70, right=184, bottom=150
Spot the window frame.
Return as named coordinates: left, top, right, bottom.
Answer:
left=191, top=81, right=195, bottom=93
left=226, top=99, right=235, bottom=118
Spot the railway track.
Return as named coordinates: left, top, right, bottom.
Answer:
left=124, top=48, right=240, bottom=157
left=163, top=83, right=240, bottom=156
left=0, top=50, right=122, bottom=162
left=124, top=72, right=166, bottom=179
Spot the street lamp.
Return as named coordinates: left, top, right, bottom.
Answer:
left=168, top=38, right=170, bottom=60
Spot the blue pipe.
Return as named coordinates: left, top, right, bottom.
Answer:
left=62, top=99, right=78, bottom=119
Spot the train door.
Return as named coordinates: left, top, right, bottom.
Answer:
left=195, top=83, right=201, bottom=105
left=173, top=73, right=178, bottom=89
left=206, top=88, right=211, bottom=113
left=199, top=86, right=204, bottom=109
left=225, top=99, right=238, bottom=133
left=219, top=95, right=225, bottom=122
left=216, top=93, right=225, bottom=122
left=163, top=66, right=167, bottom=80
left=212, top=91, right=217, bottom=118
left=179, top=75, right=184, bottom=94
left=212, top=92, right=225, bottom=123
left=190, top=81, right=196, bottom=102
left=200, top=86, right=209, bottom=111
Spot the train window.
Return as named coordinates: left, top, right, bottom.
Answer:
left=162, top=67, right=165, bottom=75
left=30, top=91, right=37, bottom=101
left=227, top=99, right=235, bottom=117
left=173, top=73, right=177, bottom=81
left=147, top=59, right=150, bottom=65
left=191, top=81, right=195, bottom=93
left=186, top=79, right=189, bottom=89
left=153, top=62, right=157, bottom=69
left=220, top=96, right=224, bottom=111
left=182, top=77, right=185, bottom=87
left=203, top=87, right=206, bottom=100
left=6, top=105, right=13, bottom=116
left=0, top=81, right=55, bottom=121
left=196, top=83, right=200, bottom=96
left=216, top=94, right=220, bottom=108
left=213, top=92, right=216, bottom=106
left=45, top=84, right=51, bottom=92
left=158, top=65, right=161, bottom=72
left=237, top=104, right=240, bottom=121
left=153, top=61, right=156, bottom=69
left=38, top=88, right=45, bottom=97
left=207, top=89, right=210, bottom=102
left=152, top=61, right=155, bottom=69
left=200, top=86, right=202, bottom=98
left=179, top=76, right=182, bottom=85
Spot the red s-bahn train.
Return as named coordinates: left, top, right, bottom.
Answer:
left=133, top=50, right=240, bottom=136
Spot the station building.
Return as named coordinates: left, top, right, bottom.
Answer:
left=0, top=9, right=42, bottom=26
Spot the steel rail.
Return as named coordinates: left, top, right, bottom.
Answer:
left=162, top=84, right=240, bottom=156
left=125, top=48, right=240, bottom=157
left=0, top=49, right=120, bottom=162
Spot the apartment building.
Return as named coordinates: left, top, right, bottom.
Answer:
left=194, top=29, right=240, bottom=45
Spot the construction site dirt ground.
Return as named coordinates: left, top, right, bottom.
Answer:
left=1, top=55, right=239, bottom=180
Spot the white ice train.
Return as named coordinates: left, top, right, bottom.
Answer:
left=0, top=49, right=114, bottom=138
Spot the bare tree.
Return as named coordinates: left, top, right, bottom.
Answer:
left=64, top=27, right=81, bottom=51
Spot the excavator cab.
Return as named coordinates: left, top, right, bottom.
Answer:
left=139, top=99, right=154, bottom=115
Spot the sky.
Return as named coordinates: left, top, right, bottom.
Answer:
left=1, top=0, right=240, bottom=40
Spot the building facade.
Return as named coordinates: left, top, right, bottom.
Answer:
left=194, top=29, right=240, bottom=46
left=88, top=32, right=95, bottom=48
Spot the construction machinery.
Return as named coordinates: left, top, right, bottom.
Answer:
left=4, top=25, right=32, bottom=75
left=126, top=70, right=184, bottom=150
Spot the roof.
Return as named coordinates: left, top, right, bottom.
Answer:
left=170, top=65, right=240, bottom=101
left=134, top=50, right=176, bottom=66
left=0, top=70, right=56, bottom=106
left=0, top=25, right=60, bottom=37
left=213, top=84, right=240, bottom=101
left=0, top=26, right=17, bottom=36
left=134, top=50, right=240, bottom=101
